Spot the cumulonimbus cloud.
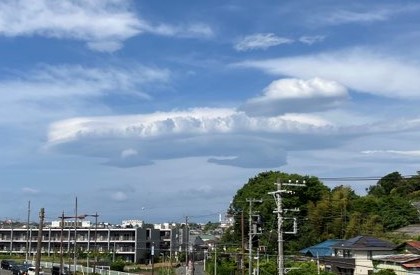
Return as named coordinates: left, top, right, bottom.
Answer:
left=46, top=107, right=334, bottom=168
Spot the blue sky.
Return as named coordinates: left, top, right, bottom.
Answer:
left=1, top=0, right=420, bottom=224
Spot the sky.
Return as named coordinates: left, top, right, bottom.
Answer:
left=1, top=0, right=420, bottom=225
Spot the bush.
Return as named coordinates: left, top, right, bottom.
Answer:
left=110, top=260, right=125, bottom=271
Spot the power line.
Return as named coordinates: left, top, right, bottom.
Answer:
left=320, top=174, right=418, bottom=181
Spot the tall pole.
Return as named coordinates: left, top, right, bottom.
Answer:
left=213, top=245, right=217, bottom=275
left=93, top=212, right=98, bottom=275
left=241, top=211, right=245, bottom=275
left=35, top=208, right=44, bottom=275
left=185, top=216, right=189, bottom=272
left=151, top=242, right=154, bottom=275
left=26, top=201, right=31, bottom=263
left=60, top=212, right=64, bottom=275
left=247, top=198, right=262, bottom=275
left=74, top=197, right=78, bottom=274
left=169, top=228, right=173, bottom=269
left=274, top=181, right=284, bottom=275
left=248, top=202, right=252, bottom=275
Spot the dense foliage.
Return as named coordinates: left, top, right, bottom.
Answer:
left=220, top=171, right=420, bottom=264
left=286, top=261, right=335, bottom=275
left=374, top=269, right=397, bottom=275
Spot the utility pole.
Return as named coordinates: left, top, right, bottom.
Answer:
left=213, top=244, right=217, bottom=275
left=35, top=208, right=44, bottom=275
left=241, top=211, right=245, bottom=275
left=26, top=201, right=31, bottom=263
left=151, top=242, right=155, bottom=275
left=269, top=179, right=305, bottom=275
left=60, top=212, right=65, bottom=275
left=185, top=216, right=189, bottom=273
left=74, top=197, right=78, bottom=274
left=246, top=198, right=262, bottom=275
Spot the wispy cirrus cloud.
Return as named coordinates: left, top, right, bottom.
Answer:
left=0, top=0, right=141, bottom=52
left=0, top=64, right=169, bottom=101
left=234, top=33, right=293, bottom=51
left=0, top=64, right=170, bottom=124
left=0, top=0, right=214, bottom=52
left=145, top=22, right=214, bottom=39
left=235, top=48, right=420, bottom=98
left=324, top=9, right=390, bottom=25
left=299, top=35, right=325, bottom=45
left=310, top=4, right=420, bottom=26
left=362, top=150, right=420, bottom=157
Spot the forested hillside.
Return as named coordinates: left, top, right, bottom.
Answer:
left=222, top=171, right=420, bottom=254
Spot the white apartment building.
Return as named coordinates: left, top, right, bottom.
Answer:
left=0, top=221, right=183, bottom=263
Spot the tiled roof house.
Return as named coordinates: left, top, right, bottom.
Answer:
left=322, top=236, right=396, bottom=275
left=300, top=239, right=342, bottom=257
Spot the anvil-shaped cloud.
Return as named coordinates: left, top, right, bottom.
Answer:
left=47, top=109, right=334, bottom=168
left=47, top=100, right=335, bottom=168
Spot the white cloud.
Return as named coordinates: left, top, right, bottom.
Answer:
left=86, top=41, right=124, bottom=53
left=311, top=4, right=420, bottom=26
left=46, top=107, right=337, bottom=168
left=44, top=104, right=420, bottom=169
left=111, top=191, right=129, bottom=202
left=47, top=108, right=332, bottom=144
left=235, top=48, right=420, bottom=98
left=0, top=0, right=141, bottom=52
left=299, top=35, right=325, bottom=45
left=22, top=187, right=39, bottom=194
left=121, top=148, right=138, bottom=158
left=0, top=64, right=169, bottom=102
left=0, top=64, right=170, bottom=126
left=234, top=33, right=293, bottom=51
left=0, top=0, right=214, bottom=52
left=147, top=23, right=214, bottom=38
left=239, top=77, right=348, bottom=116
left=324, top=10, right=390, bottom=25
left=362, top=150, right=420, bottom=157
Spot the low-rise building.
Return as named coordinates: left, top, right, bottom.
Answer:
left=0, top=221, right=163, bottom=263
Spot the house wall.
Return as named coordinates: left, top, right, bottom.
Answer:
left=353, top=250, right=397, bottom=275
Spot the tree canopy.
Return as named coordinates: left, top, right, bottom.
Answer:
left=222, top=170, right=420, bottom=255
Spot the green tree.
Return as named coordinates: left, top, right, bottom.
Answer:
left=368, top=172, right=403, bottom=197
left=374, top=269, right=397, bottom=275
left=286, top=261, right=334, bottom=275
left=345, top=212, right=362, bottom=238
left=228, top=171, right=329, bottom=253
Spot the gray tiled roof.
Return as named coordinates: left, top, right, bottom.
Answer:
left=332, top=236, right=396, bottom=251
